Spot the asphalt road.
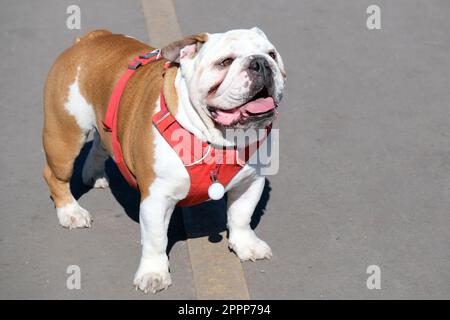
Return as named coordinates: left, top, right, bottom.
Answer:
left=0, top=0, right=194, bottom=299
left=1, top=0, right=450, bottom=299
left=175, top=0, right=450, bottom=299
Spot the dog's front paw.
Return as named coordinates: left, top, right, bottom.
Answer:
left=133, top=255, right=171, bottom=294
left=57, top=201, right=92, bottom=229
left=229, top=232, right=273, bottom=262
left=133, top=270, right=172, bottom=294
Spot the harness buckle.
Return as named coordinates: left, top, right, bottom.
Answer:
left=128, top=60, right=142, bottom=70
left=139, top=49, right=160, bottom=59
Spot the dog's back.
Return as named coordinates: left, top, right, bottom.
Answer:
left=42, top=30, right=163, bottom=221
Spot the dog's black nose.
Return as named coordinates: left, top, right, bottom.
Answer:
left=249, top=56, right=272, bottom=88
left=249, top=57, right=270, bottom=73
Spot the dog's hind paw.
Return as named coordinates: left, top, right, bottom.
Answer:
left=57, top=201, right=92, bottom=229
left=92, top=176, right=109, bottom=189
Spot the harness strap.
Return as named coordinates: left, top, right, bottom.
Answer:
left=103, top=49, right=161, bottom=189
left=103, top=49, right=271, bottom=206
left=153, top=92, right=271, bottom=206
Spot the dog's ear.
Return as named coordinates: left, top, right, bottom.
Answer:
left=161, top=33, right=208, bottom=63
left=251, top=27, right=268, bottom=40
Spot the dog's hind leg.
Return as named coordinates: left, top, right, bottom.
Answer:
left=82, top=130, right=110, bottom=189
left=43, top=65, right=94, bottom=229
left=43, top=128, right=92, bottom=229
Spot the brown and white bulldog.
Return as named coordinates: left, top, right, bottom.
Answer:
left=43, top=28, right=286, bottom=293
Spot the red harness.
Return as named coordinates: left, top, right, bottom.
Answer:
left=103, top=49, right=268, bottom=206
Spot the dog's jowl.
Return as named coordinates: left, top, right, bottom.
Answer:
left=42, top=28, right=286, bottom=293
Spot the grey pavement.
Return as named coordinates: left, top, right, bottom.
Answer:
left=1, top=0, right=450, bottom=299
left=175, top=0, right=450, bottom=299
left=0, top=0, right=194, bottom=299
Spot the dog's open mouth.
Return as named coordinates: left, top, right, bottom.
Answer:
left=207, top=87, right=278, bottom=126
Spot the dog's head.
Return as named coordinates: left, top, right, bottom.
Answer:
left=162, top=28, right=286, bottom=130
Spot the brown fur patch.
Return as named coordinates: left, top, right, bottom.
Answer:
left=162, top=65, right=180, bottom=116
left=75, top=29, right=112, bottom=43
left=43, top=30, right=207, bottom=203
left=161, top=33, right=208, bottom=62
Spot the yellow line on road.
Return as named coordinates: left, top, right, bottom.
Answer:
left=140, top=0, right=182, bottom=47
left=140, top=0, right=250, bottom=300
left=182, top=207, right=250, bottom=300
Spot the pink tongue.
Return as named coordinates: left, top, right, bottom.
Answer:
left=214, top=109, right=241, bottom=126
left=213, top=97, right=276, bottom=126
left=243, top=97, right=276, bottom=114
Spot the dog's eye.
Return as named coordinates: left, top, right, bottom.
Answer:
left=268, top=51, right=277, bottom=60
left=218, top=57, right=234, bottom=67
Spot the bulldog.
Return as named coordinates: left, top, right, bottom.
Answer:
left=43, top=28, right=286, bottom=293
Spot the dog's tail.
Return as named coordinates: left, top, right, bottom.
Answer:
left=74, top=29, right=112, bottom=44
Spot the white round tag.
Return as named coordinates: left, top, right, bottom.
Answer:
left=208, top=182, right=225, bottom=200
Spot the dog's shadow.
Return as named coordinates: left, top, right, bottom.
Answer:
left=71, top=142, right=271, bottom=255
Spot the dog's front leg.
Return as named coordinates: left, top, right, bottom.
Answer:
left=133, top=193, right=176, bottom=293
left=227, top=176, right=273, bottom=261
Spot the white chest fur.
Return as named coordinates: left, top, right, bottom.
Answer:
left=150, top=123, right=259, bottom=203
